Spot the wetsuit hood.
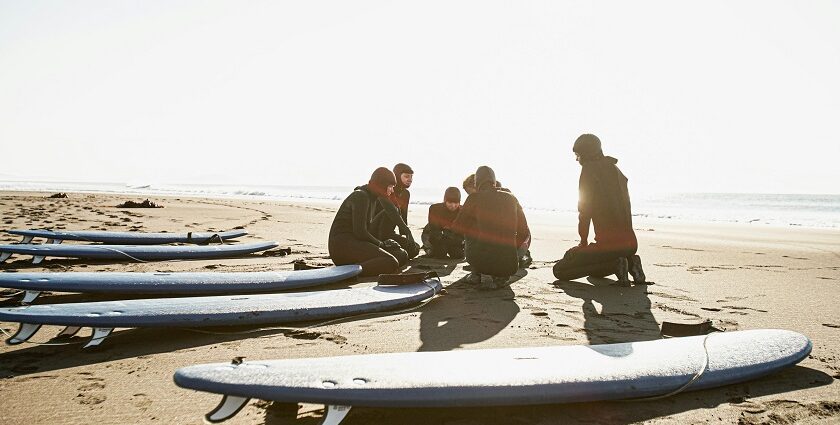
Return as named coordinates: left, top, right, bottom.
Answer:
left=475, top=166, right=496, bottom=191
left=368, top=167, right=396, bottom=197
left=393, top=163, right=413, bottom=191
left=444, top=187, right=461, bottom=203
left=463, top=174, right=476, bottom=194
left=573, top=134, right=604, bottom=162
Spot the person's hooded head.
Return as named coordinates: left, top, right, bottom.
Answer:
left=474, top=166, right=497, bottom=191
left=443, top=186, right=461, bottom=211
left=573, top=134, right=604, bottom=163
left=393, top=163, right=414, bottom=191
left=462, top=174, right=477, bottom=195
left=368, top=167, right=396, bottom=197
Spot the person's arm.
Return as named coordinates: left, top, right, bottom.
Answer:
left=577, top=169, right=593, bottom=246
left=350, top=193, right=383, bottom=246
left=378, top=197, right=416, bottom=243
left=578, top=212, right=591, bottom=247
left=449, top=196, right=475, bottom=237
left=399, top=191, right=409, bottom=224
left=515, top=200, right=531, bottom=248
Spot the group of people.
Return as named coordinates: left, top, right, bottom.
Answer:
left=328, top=134, right=646, bottom=287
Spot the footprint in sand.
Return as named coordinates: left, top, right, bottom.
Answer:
left=76, top=379, right=107, bottom=405
left=131, top=393, right=152, bottom=411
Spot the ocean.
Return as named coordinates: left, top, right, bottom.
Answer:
left=1, top=180, right=838, bottom=229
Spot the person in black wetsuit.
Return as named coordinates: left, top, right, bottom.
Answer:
left=328, top=167, right=409, bottom=277
left=373, top=163, right=420, bottom=258
left=421, top=187, right=464, bottom=259
left=463, top=172, right=532, bottom=268
left=451, top=166, right=529, bottom=288
left=552, top=134, right=646, bottom=285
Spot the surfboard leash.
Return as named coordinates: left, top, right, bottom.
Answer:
left=89, top=246, right=151, bottom=263
left=619, top=333, right=712, bottom=402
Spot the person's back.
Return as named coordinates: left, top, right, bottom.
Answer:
left=452, top=166, right=524, bottom=283
left=578, top=156, right=636, bottom=250
left=464, top=190, right=521, bottom=248
left=329, top=187, right=374, bottom=240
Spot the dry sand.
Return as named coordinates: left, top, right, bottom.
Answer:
left=0, top=191, right=837, bottom=424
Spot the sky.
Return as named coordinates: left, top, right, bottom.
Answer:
left=1, top=0, right=838, bottom=201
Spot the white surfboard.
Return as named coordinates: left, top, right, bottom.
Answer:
left=174, top=329, right=811, bottom=424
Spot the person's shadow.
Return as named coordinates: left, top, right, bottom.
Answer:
left=553, top=277, right=661, bottom=347
left=417, top=268, right=522, bottom=352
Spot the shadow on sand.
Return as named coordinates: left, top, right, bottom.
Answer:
left=553, top=277, right=662, bottom=345
left=417, top=266, right=523, bottom=352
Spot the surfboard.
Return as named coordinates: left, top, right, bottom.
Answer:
left=5, top=229, right=248, bottom=245
left=173, top=329, right=811, bottom=424
left=0, top=277, right=441, bottom=348
left=0, top=265, right=363, bottom=303
left=0, top=241, right=279, bottom=264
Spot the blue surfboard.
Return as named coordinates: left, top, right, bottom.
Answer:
left=173, top=329, right=811, bottom=424
left=5, top=229, right=248, bottom=245
left=0, top=277, right=441, bottom=348
left=0, top=265, right=362, bottom=303
left=0, top=241, right=278, bottom=264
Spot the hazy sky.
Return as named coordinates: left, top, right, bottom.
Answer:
left=1, top=1, right=838, bottom=199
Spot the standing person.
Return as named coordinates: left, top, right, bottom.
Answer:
left=373, top=163, right=420, bottom=258
left=553, top=134, right=645, bottom=285
left=421, top=187, right=464, bottom=259
left=451, top=166, right=529, bottom=288
left=328, top=167, right=409, bottom=277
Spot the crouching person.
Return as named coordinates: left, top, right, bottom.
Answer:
left=328, top=167, right=408, bottom=277
left=451, top=166, right=528, bottom=288
left=421, top=187, right=464, bottom=259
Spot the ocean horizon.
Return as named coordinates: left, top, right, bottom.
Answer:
left=1, top=179, right=838, bottom=229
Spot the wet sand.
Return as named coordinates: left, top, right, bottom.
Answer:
left=0, top=191, right=838, bottom=424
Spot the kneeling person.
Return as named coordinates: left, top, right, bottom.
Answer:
left=553, top=134, right=645, bottom=285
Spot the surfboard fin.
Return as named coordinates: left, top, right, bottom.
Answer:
left=6, top=323, right=41, bottom=345
left=83, top=327, right=113, bottom=348
left=20, top=236, right=34, bottom=244
left=205, top=395, right=250, bottom=423
left=21, top=290, right=40, bottom=304
left=56, top=326, right=82, bottom=339
left=0, top=252, right=11, bottom=263
left=46, top=239, right=62, bottom=245
left=321, top=405, right=352, bottom=425
left=32, top=256, right=45, bottom=265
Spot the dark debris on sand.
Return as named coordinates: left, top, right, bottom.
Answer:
left=116, top=199, right=163, bottom=208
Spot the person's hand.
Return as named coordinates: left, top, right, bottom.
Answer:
left=382, top=239, right=400, bottom=250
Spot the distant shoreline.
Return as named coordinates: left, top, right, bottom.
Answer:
left=1, top=183, right=838, bottom=229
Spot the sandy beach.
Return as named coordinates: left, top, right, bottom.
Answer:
left=0, top=190, right=837, bottom=424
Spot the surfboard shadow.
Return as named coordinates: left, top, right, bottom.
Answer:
left=417, top=274, right=520, bottom=352
left=0, top=325, right=289, bottom=378
left=282, top=365, right=832, bottom=424
left=553, top=278, right=661, bottom=347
